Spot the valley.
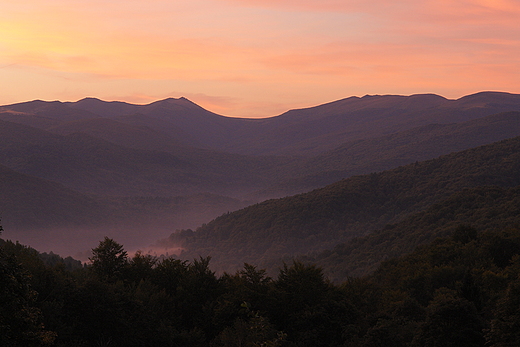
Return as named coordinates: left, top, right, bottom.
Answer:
left=2, top=91, right=520, bottom=347
left=1, top=92, right=520, bottom=266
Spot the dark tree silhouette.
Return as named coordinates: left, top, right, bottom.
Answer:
left=89, top=237, right=128, bottom=282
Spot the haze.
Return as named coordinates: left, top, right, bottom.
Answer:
left=2, top=92, right=520, bottom=262
left=1, top=0, right=520, bottom=117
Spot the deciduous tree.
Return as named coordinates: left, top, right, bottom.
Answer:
left=89, top=237, right=128, bottom=282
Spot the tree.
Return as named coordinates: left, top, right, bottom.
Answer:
left=271, top=261, right=350, bottom=346
left=451, top=225, right=478, bottom=244
left=152, top=257, right=188, bottom=296
left=212, top=302, right=286, bottom=347
left=178, top=256, right=221, bottom=335
left=412, top=289, right=485, bottom=347
left=127, top=250, right=157, bottom=284
left=486, top=279, right=520, bottom=347
left=89, top=237, right=128, bottom=282
left=0, top=242, right=56, bottom=346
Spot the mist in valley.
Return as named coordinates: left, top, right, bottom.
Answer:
left=2, top=92, right=520, bottom=272
left=1, top=195, right=251, bottom=262
left=2, top=94, right=520, bottom=347
left=4, top=1, right=520, bottom=344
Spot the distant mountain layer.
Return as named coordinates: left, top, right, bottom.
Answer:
left=226, top=92, right=520, bottom=155
left=176, top=136, right=520, bottom=273
left=0, top=161, right=248, bottom=256
left=1, top=94, right=520, bottom=200
left=0, top=118, right=291, bottom=197
left=2, top=92, right=520, bottom=259
left=3, top=92, right=520, bottom=156
left=258, top=111, right=520, bottom=198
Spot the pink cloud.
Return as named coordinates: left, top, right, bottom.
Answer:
left=215, top=0, right=388, bottom=12
left=217, top=0, right=520, bottom=16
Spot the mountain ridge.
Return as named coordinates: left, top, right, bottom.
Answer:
left=4, top=91, right=520, bottom=156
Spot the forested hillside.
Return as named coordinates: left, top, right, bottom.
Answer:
left=177, top=136, right=520, bottom=273
left=303, top=186, right=520, bottom=281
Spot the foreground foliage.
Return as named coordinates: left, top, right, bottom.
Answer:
left=2, top=223, right=520, bottom=346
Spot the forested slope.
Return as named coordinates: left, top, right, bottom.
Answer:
left=3, top=224, right=520, bottom=346
left=178, top=136, right=520, bottom=272
left=302, top=186, right=520, bottom=281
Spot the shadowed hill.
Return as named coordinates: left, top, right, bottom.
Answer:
left=0, top=164, right=108, bottom=230
left=256, top=111, right=520, bottom=198
left=0, top=119, right=293, bottom=197
left=0, top=100, right=99, bottom=122
left=47, top=117, right=188, bottom=153
left=68, top=97, right=256, bottom=150
left=177, top=136, right=520, bottom=272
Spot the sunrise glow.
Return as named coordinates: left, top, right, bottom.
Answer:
left=1, top=0, right=519, bottom=117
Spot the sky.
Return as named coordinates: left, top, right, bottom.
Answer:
left=1, top=0, right=520, bottom=118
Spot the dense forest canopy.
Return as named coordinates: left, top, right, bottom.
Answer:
left=302, top=185, right=520, bottom=281
left=2, top=222, right=520, bottom=346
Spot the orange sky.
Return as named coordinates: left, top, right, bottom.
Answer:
left=1, top=0, right=519, bottom=117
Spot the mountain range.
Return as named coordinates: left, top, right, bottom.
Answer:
left=1, top=91, right=520, bottom=261
left=4, top=92, right=520, bottom=156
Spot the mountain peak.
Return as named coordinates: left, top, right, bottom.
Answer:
left=153, top=96, right=195, bottom=105
left=77, top=97, right=103, bottom=102
left=456, top=91, right=520, bottom=105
